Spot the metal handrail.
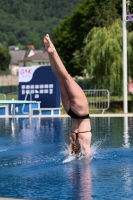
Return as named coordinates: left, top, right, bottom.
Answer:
left=83, top=89, right=110, bottom=114
left=22, top=92, right=32, bottom=114
left=0, top=94, right=6, bottom=100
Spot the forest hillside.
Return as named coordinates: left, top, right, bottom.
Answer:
left=0, top=0, right=83, bottom=49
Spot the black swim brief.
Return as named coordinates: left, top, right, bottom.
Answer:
left=67, top=108, right=90, bottom=119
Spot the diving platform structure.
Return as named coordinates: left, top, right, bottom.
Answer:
left=0, top=65, right=61, bottom=118
left=0, top=100, right=61, bottom=118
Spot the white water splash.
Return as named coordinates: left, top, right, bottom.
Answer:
left=62, top=154, right=76, bottom=164
left=60, top=145, right=76, bottom=163
left=62, top=139, right=106, bottom=163
left=90, top=141, right=102, bottom=156
left=90, top=137, right=108, bottom=160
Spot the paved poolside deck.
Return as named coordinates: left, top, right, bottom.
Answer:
left=90, top=113, right=133, bottom=117
left=0, top=113, right=133, bottom=118
left=61, top=113, right=133, bottom=117
left=59, top=113, right=133, bottom=117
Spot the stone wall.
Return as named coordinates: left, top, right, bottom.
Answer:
left=0, top=75, right=18, bottom=86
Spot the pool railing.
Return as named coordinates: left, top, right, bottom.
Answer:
left=83, top=89, right=110, bottom=114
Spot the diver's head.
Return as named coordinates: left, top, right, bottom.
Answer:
left=72, top=140, right=81, bottom=157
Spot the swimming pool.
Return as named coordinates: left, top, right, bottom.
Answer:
left=0, top=117, right=133, bottom=199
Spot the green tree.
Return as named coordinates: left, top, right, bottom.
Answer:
left=8, top=32, right=18, bottom=45
left=92, top=0, right=119, bottom=27
left=54, top=0, right=121, bottom=76
left=0, top=45, right=11, bottom=71
left=0, top=0, right=83, bottom=49
left=127, top=31, right=133, bottom=79
left=81, top=19, right=125, bottom=95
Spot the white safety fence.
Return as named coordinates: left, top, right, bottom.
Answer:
left=83, top=89, right=110, bottom=114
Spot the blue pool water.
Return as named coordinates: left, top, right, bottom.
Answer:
left=0, top=117, right=133, bottom=200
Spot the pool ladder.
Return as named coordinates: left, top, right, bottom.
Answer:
left=22, top=92, right=32, bottom=114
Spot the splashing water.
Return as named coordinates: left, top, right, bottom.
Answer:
left=61, top=139, right=105, bottom=164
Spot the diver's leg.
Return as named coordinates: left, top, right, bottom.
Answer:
left=44, top=34, right=69, bottom=80
left=44, top=34, right=88, bottom=115
left=46, top=48, right=71, bottom=112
